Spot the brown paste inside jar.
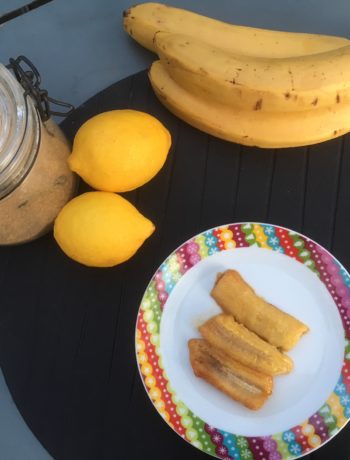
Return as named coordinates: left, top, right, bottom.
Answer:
left=0, top=119, right=77, bottom=245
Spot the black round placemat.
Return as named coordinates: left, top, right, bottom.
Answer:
left=0, top=70, right=350, bottom=460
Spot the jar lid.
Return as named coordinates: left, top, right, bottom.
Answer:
left=0, top=63, right=27, bottom=173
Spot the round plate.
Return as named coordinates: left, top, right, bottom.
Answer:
left=135, top=223, right=350, bottom=460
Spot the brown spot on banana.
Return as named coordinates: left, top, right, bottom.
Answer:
left=152, top=31, right=162, bottom=45
left=123, top=8, right=131, bottom=18
left=311, top=98, right=318, bottom=106
left=225, top=78, right=241, bottom=85
left=336, top=94, right=341, bottom=103
left=334, top=130, right=338, bottom=135
left=288, top=69, right=295, bottom=91
left=284, top=92, right=291, bottom=99
left=254, top=99, right=263, bottom=110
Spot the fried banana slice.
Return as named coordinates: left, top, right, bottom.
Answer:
left=200, top=314, right=293, bottom=375
left=188, top=338, right=271, bottom=410
left=211, top=270, right=309, bottom=351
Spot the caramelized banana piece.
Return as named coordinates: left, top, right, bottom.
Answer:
left=200, top=314, right=293, bottom=375
left=189, top=338, right=273, bottom=394
left=211, top=270, right=309, bottom=351
left=188, top=339, right=271, bottom=410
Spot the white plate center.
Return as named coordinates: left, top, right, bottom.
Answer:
left=160, top=247, right=345, bottom=437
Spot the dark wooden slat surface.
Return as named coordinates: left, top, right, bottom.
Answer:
left=332, top=135, right=350, bottom=268
left=0, top=70, right=350, bottom=460
left=303, top=139, right=343, bottom=248
left=267, top=148, right=308, bottom=230
left=200, top=139, right=241, bottom=230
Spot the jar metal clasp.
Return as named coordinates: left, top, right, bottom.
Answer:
left=6, top=55, right=74, bottom=122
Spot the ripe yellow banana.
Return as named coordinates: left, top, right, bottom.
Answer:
left=149, top=60, right=350, bottom=148
left=154, top=32, right=350, bottom=113
left=123, top=2, right=349, bottom=58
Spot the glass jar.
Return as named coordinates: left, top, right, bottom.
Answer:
left=0, top=58, right=77, bottom=245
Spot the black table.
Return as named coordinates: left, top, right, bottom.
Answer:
left=1, top=70, right=350, bottom=460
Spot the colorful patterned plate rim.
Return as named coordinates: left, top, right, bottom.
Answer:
left=135, top=223, right=350, bottom=460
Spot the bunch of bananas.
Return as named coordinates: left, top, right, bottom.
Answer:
left=123, top=2, right=350, bottom=148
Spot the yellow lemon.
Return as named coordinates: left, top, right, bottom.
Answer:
left=68, top=110, right=171, bottom=192
left=53, top=191, right=155, bottom=267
